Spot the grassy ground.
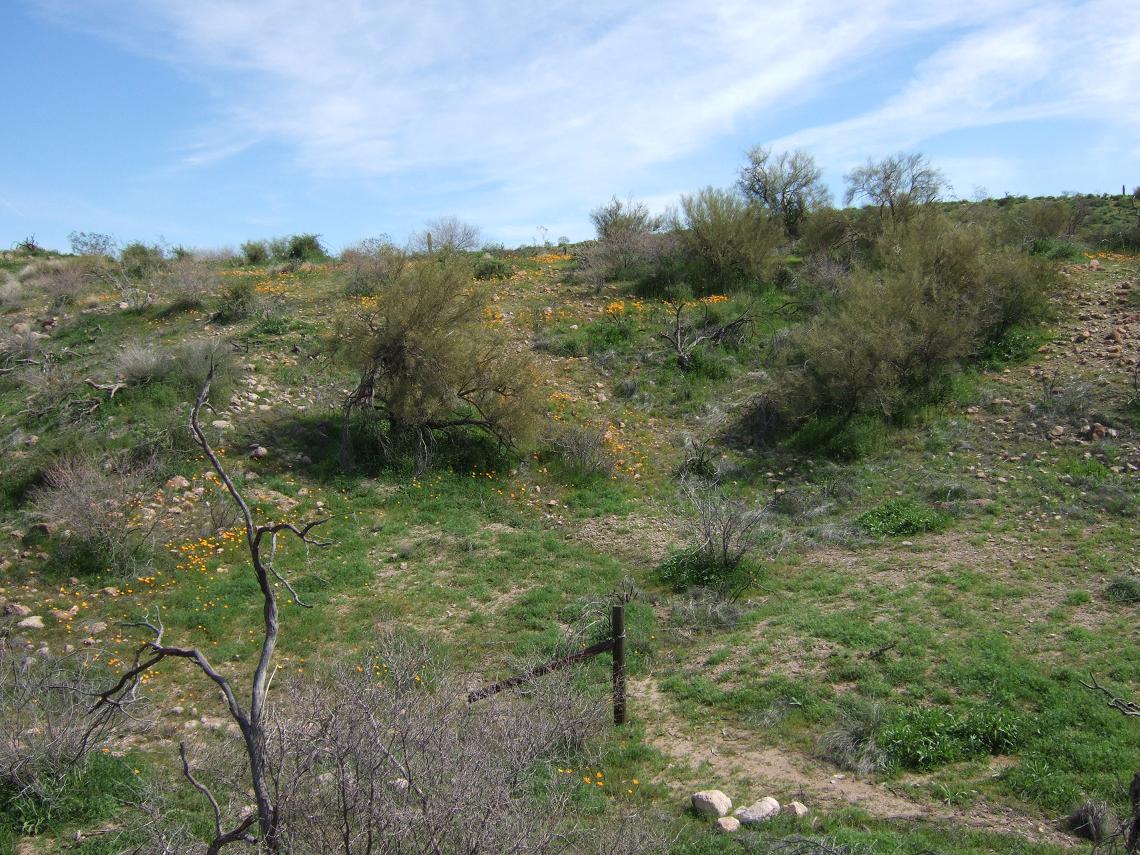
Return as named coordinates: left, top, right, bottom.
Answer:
left=1, top=243, right=1137, bottom=853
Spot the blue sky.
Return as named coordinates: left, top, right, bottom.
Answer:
left=2, top=0, right=1137, bottom=253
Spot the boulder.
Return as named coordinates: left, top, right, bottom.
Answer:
left=16, top=615, right=44, bottom=630
left=691, top=790, right=732, bottom=818
left=4, top=603, right=31, bottom=617
left=715, top=816, right=740, bottom=833
left=783, top=801, right=809, bottom=817
left=735, top=796, right=780, bottom=825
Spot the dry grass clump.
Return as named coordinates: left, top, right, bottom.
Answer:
left=0, top=274, right=22, bottom=310
left=817, top=701, right=888, bottom=775
left=19, top=258, right=95, bottom=308
left=114, top=339, right=236, bottom=403
left=152, top=255, right=221, bottom=311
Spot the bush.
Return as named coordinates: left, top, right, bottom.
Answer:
left=818, top=701, right=888, bottom=774
left=214, top=278, right=257, bottom=323
left=0, top=275, right=22, bottom=311
left=473, top=255, right=512, bottom=280
left=855, top=499, right=950, bottom=537
left=341, top=238, right=407, bottom=296
left=30, top=457, right=158, bottom=577
left=0, top=643, right=134, bottom=837
left=152, top=255, right=220, bottom=311
left=670, top=588, right=744, bottom=631
left=118, top=241, right=166, bottom=280
left=1067, top=800, right=1117, bottom=843
left=675, top=187, right=781, bottom=292
left=115, top=339, right=236, bottom=405
left=1105, top=573, right=1140, bottom=604
left=762, top=211, right=1055, bottom=434
left=20, top=258, right=93, bottom=308
left=548, top=423, right=615, bottom=478
left=282, top=233, right=325, bottom=261
left=241, top=240, right=269, bottom=265
left=658, top=483, right=765, bottom=596
left=132, top=634, right=657, bottom=855
left=337, top=259, right=544, bottom=469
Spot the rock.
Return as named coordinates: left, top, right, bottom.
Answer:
left=1074, top=330, right=1091, bottom=342
left=99, top=587, right=119, bottom=597
left=86, top=621, right=108, bottom=634
left=1049, top=425, right=1065, bottom=438
left=16, top=615, right=44, bottom=630
left=691, top=790, right=732, bottom=818
left=716, top=816, right=740, bottom=833
left=1089, top=259, right=1101, bottom=270
left=735, top=796, right=780, bottom=825
left=167, top=475, right=191, bottom=490
left=210, top=420, right=231, bottom=430
left=388, top=777, right=410, bottom=792
left=249, top=446, right=269, bottom=459
left=10, top=322, right=30, bottom=335
left=783, top=801, right=809, bottom=817
left=4, top=603, right=31, bottom=617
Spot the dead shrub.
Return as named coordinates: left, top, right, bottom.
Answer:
left=0, top=641, right=129, bottom=806
left=155, top=633, right=657, bottom=855
left=114, top=339, right=236, bottom=404
left=549, top=423, right=615, bottom=477
left=30, top=457, right=158, bottom=577
left=153, top=256, right=221, bottom=310
left=670, top=588, right=744, bottom=631
left=341, top=238, right=407, bottom=296
left=1069, top=800, right=1117, bottom=843
left=20, top=258, right=95, bottom=308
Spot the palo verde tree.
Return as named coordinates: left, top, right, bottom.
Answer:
left=738, top=146, right=830, bottom=237
left=338, top=257, right=543, bottom=469
left=94, top=366, right=329, bottom=854
left=844, top=152, right=946, bottom=219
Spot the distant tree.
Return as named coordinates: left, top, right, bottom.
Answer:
left=844, top=153, right=945, bottom=218
left=68, top=231, right=116, bottom=257
left=589, top=197, right=661, bottom=241
left=411, top=216, right=481, bottom=254
left=738, top=147, right=830, bottom=237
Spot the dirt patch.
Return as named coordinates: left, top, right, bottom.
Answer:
left=572, top=511, right=679, bottom=567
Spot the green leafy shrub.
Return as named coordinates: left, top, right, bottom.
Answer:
left=759, top=211, right=1055, bottom=441
left=214, top=278, right=257, bottom=323
left=118, top=241, right=166, bottom=279
left=282, top=233, right=325, bottom=261
left=241, top=240, right=269, bottom=264
left=790, top=413, right=887, bottom=461
left=855, top=499, right=950, bottom=537
left=337, top=258, right=544, bottom=469
left=674, top=187, right=780, bottom=292
left=473, top=255, right=512, bottom=280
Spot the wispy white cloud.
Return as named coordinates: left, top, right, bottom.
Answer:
left=23, top=0, right=1140, bottom=242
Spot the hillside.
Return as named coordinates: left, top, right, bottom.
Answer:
left=1, top=222, right=1138, bottom=854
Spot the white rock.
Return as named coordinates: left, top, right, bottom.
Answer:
left=691, top=790, right=732, bottom=818
left=783, top=801, right=809, bottom=817
left=16, top=615, right=44, bottom=630
left=210, top=420, right=231, bottom=430
left=735, top=796, right=780, bottom=825
left=715, top=816, right=740, bottom=833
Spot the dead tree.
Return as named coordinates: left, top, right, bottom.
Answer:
left=94, top=366, right=329, bottom=853
left=657, top=301, right=752, bottom=370
left=1083, top=674, right=1140, bottom=854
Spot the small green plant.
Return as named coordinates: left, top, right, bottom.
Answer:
left=880, top=706, right=1024, bottom=771
left=855, top=499, right=950, bottom=537
left=1104, top=573, right=1140, bottom=604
